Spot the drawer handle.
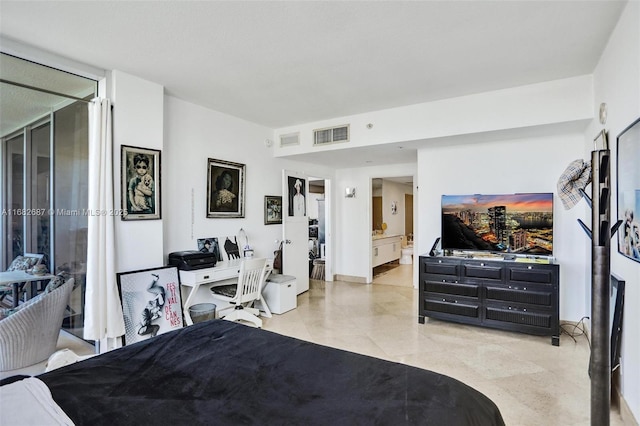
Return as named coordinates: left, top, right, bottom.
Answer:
left=203, top=275, right=210, bottom=279
left=527, top=266, right=533, bottom=270
left=480, top=262, right=485, bottom=266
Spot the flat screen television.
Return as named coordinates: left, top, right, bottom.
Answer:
left=441, top=193, right=553, bottom=255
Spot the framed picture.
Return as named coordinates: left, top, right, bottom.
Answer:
left=117, top=266, right=184, bottom=345
left=264, top=195, right=282, bottom=225
left=287, top=176, right=306, bottom=217
left=197, top=237, right=223, bottom=261
left=121, top=145, right=161, bottom=221
left=610, top=274, right=625, bottom=372
left=616, top=117, right=640, bottom=262
left=207, top=158, right=245, bottom=218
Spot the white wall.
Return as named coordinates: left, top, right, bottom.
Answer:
left=110, top=70, right=165, bottom=273
left=162, top=96, right=334, bottom=264
left=274, top=75, right=593, bottom=158
left=381, top=180, right=412, bottom=237
left=417, top=132, right=588, bottom=321
left=591, top=1, right=640, bottom=421
left=307, top=192, right=324, bottom=220
left=335, top=163, right=417, bottom=283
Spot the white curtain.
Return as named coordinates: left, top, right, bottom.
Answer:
left=84, top=98, right=125, bottom=345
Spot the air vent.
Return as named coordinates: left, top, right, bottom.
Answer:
left=280, top=132, right=300, bottom=147
left=313, top=124, right=349, bottom=146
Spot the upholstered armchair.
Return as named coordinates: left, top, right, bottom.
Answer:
left=0, top=278, right=73, bottom=371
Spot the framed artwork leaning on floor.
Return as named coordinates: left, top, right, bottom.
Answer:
left=117, top=266, right=183, bottom=345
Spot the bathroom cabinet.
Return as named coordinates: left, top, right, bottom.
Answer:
left=372, top=235, right=401, bottom=267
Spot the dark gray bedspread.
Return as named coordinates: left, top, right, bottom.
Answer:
left=38, top=320, right=505, bottom=425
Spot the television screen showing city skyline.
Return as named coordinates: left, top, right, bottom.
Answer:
left=441, top=193, right=554, bottom=254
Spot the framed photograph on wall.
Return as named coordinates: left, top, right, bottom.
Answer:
left=617, top=117, right=640, bottom=263
left=287, top=176, right=306, bottom=217
left=206, top=158, right=245, bottom=218
left=117, top=266, right=183, bottom=345
left=121, top=145, right=161, bottom=221
left=264, top=195, right=282, bottom=225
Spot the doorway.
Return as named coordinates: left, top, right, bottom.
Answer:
left=371, top=176, right=414, bottom=284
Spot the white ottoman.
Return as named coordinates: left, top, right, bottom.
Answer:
left=263, top=274, right=297, bottom=314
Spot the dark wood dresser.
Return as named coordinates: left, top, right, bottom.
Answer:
left=419, top=255, right=560, bottom=345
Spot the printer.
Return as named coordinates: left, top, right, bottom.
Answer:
left=168, top=250, right=217, bottom=270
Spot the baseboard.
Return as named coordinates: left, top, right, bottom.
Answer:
left=573, top=322, right=637, bottom=425
left=334, top=274, right=367, bottom=284
left=618, top=387, right=639, bottom=426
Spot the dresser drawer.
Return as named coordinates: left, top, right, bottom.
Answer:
left=421, top=259, right=459, bottom=276
left=485, top=305, right=553, bottom=329
left=485, top=285, right=553, bottom=307
left=463, top=262, right=503, bottom=281
left=424, top=297, right=479, bottom=319
left=424, top=281, right=478, bottom=298
left=507, top=264, right=557, bottom=285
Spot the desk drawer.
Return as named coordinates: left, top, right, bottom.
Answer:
left=179, top=268, right=239, bottom=286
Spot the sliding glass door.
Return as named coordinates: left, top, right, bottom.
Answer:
left=1, top=52, right=96, bottom=339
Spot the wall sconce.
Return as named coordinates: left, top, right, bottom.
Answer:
left=345, top=187, right=356, bottom=198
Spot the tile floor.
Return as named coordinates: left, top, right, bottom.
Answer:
left=2, top=263, right=631, bottom=425
left=261, top=264, right=629, bottom=426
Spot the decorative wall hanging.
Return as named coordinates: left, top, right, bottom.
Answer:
left=617, top=117, right=640, bottom=262
left=288, top=176, right=306, bottom=217
left=264, top=195, right=282, bottom=225
left=121, top=145, right=161, bottom=220
left=207, top=158, right=245, bottom=218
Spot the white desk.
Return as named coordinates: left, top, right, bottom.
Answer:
left=0, top=271, right=56, bottom=308
left=179, top=259, right=272, bottom=325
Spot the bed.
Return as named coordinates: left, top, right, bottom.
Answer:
left=2, top=320, right=505, bottom=425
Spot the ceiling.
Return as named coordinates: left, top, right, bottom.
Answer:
left=0, top=1, right=627, bottom=167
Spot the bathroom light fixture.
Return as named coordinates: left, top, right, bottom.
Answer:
left=345, top=187, right=356, bottom=198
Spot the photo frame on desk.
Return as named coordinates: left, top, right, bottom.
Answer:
left=197, top=237, right=223, bottom=261
left=616, top=117, right=640, bottom=263
left=117, top=266, right=183, bottom=345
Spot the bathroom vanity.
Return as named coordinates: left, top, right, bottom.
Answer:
left=372, top=234, right=402, bottom=267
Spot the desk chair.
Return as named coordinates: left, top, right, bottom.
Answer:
left=210, top=258, right=267, bottom=328
left=254, top=259, right=273, bottom=318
